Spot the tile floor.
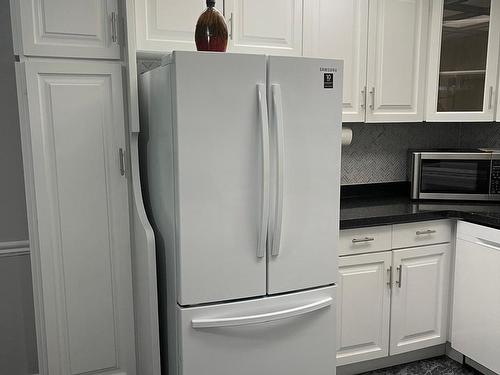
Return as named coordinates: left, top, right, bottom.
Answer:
left=360, top=356, right=480, bottom=375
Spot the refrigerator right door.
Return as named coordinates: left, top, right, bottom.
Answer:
left=267, top=56, right=343, bottom=294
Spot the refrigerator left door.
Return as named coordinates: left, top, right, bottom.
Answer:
left=177, top=286, right=336, bottom=375
left=173, top=52, right=269, bottom=305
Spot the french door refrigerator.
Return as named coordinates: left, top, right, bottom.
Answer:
left=139, top=51, right=343, bottom=375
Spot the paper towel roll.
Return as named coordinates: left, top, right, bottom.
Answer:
left=342, top=127, right=353, bottom=146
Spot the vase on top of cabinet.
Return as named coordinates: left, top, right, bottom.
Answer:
left=426, top=0, right=500, bottom=122
left=195, top=0, right=228, bottom=52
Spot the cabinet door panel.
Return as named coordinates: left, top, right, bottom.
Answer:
left=15, top=0, right=120, bottom=59
left=303, top=0, right=369, bottom=122
left=19, top=61, right=134, bottom=375
left=366, top=0, right=429, bottom=122
left=135, top=0, right=214, bottom=52
left=426, top=0, right=500, bottom=121
left=337, top=252, right=391, bottom=365
left=390, top=244, right=451, bottom=355
left=226, top=0, right=302, bottom=55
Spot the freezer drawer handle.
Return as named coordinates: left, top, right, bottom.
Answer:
left=191, top=297, right=332, bottom=329
left=257, top=84, right=270, bottom=259
left=270, top=84, right=285, bottom=257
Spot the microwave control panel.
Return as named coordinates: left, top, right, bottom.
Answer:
left=491, top=160, right=500, bottom=194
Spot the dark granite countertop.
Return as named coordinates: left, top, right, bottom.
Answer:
left=340, top=183, right=500, bottom=230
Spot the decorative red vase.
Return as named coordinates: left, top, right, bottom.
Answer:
left=195, top=0, right=228, bottom=52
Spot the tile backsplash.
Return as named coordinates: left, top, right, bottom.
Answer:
left=341, top=122, right=500, bottom=185
left=137, top=59, right=499, bottom=187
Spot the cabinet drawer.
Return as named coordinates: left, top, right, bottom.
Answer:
left=339, top=226, right=392, bottom=256
left=392, top=220, right=451, bottom=249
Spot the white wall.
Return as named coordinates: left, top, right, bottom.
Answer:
left=0, top=254, right=38, bottom=375
left=0, top=0, right=28, bottom=241
left=0, top=2, right=38, bottom=375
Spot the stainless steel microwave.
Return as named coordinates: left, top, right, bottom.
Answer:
left=409, top=149, right=500, bottom=201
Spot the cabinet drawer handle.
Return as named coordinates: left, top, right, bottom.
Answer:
left=387, top=266, right=392, bottom=287
left=352, top=237, right=375, bottom=244
left=396, top=266, right=403, bottom=288
left=416, top=229, right=437, bottom=235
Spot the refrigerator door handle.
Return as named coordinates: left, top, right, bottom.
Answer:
left=191, top=297, right=332, bottom=329
left=271, top=84, right=285, bottom=257
left=257, top=84, right=270, bottom=259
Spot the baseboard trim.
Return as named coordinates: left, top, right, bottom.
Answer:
left=447, top=343, right=499, bottom=375
left=336, top=344, right=446, bottom=375
left=464, top=358, right=498, bottom=375
left=445, top=342, right=464, bottom=364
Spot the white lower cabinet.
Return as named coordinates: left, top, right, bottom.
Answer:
left=16, top=60, right=135, bottom=375
left=337, top=252, right=391, bottom=365
left=337, top=224, right=452, bottom=366
left=390, top=244, right=451, bottom=355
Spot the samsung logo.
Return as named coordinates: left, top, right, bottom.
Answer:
left=320, top=67, right=337, bottom=73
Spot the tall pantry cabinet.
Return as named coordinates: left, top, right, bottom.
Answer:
left=9, top=1, right=137, bottom=375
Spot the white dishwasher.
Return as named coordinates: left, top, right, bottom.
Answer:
left=452, top=221, right=500, bottom=374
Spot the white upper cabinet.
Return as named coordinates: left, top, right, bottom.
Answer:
left=303, top=0, right=369, bottom=122
left=390, top=244, right=451, bottom=355
left=135, top=0, right=210, bottom=53
left=337, top=252, right=391, bottom=366
left=303, top=0, right=429, bottom=123
left=12, top=0, right=120, bottom=59
left=366, top=0, right=430, bottom=122
left=17, top=60, right=135, bottom=375
left=135, top=0, right=302, bottom=55
left=426, top=0, right=500, bottom=122
left=225, top=0, right=303, bottom=55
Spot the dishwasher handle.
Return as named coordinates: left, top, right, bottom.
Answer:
left=475, top=237, right=500, bottom=251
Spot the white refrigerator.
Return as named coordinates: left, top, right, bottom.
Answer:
left=139, top=51, right=343, bottom=375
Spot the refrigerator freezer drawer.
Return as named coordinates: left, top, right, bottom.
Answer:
left=176, top=286, right=336, bottom=375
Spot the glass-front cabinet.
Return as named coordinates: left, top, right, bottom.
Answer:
left=426, top=0, right=500, bottom=121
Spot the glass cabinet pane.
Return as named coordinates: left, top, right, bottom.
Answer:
left=438, top=0, right=491, bottom=112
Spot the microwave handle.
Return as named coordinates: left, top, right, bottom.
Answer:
left=410, top=153, right=422, bottom=200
